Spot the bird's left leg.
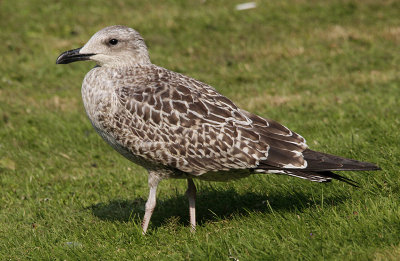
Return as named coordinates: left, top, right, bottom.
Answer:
left=142, top=171, right=161, bottom=235
left=186, top=178, right=197, bottom=232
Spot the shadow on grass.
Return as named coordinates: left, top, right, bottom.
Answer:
left=89, top=187, right=348, bottom=228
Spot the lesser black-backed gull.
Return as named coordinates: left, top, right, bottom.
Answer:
left=56, top=25, right=380, bottom=234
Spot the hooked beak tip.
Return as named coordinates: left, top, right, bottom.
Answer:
left=56, top=47, right=94, bottom=64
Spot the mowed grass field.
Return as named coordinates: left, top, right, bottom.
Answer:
left=1, top=0, right=399, bottom=259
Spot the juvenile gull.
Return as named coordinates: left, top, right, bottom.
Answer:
left=56, top=25, right=380, bottom=234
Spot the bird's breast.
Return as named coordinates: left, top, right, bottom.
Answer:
left=80, top=68, right=155, bottom=169
left=81, top=69, right=115, bottom=130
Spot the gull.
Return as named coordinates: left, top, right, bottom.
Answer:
left=56, top=25, right=380, bottom=234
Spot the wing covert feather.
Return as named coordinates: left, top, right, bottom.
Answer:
left=111, top=65, right=308, bottom=174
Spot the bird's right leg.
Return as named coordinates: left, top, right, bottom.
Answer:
left=142, top=171, right=161, bottom=235
left=186, top=178, right=197, bottom=233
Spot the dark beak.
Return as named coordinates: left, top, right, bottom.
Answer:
left=56, top=47, right=94, bottom=64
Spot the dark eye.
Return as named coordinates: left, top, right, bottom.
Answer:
left=109, top=39, right=118, bottom=45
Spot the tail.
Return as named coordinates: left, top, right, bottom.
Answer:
left=283, top=170, right=361, bottom=187
left=256, top=149, right=380, bottom=187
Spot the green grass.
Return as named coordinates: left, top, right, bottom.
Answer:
left=1, top=0, right=399, bottom=259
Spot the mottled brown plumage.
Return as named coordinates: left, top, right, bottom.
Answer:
left=56, top=25, right=380, bottom=234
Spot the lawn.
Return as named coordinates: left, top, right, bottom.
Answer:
left=1, top=0, right=399, bottom=260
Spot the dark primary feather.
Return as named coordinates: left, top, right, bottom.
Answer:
left=302, top=149, right=381, bottom=171
left=256, top=149, right=380, bottom=186
left=257, top=149, right=380, bottom=171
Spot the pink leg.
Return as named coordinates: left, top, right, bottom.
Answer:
left=142, top=172, right=160, bottom=235
left=186, top=178, right=197, bottom=232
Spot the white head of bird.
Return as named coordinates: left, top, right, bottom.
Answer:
left=56, top=25, right=150, bottom=67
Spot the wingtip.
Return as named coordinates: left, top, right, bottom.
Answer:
left=374, top=165, right=382, bottom=171
left=361, top=163, right=381, bottom=171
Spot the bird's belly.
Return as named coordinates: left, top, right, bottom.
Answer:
left=89, top=117, right=170, bottom=172
left=195, top=169, right=251, bottom=182
left=92, top=125, right=136, bottom=160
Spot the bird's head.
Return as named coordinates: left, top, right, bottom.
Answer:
left=56, top=25, right=150, bottom=67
